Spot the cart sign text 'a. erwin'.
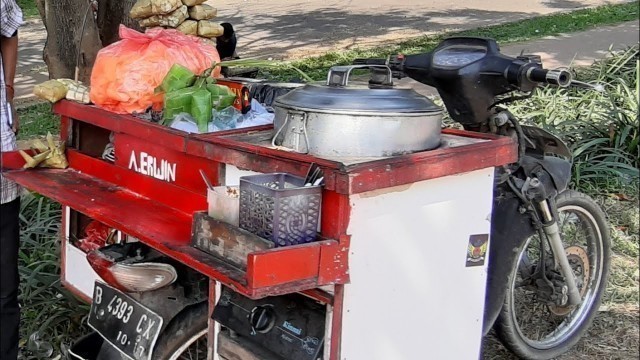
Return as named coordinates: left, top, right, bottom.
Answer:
left=128, top=150, right=177, bottom=183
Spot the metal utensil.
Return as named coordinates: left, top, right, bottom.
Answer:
left=305, top=164, right=324, bottom=187
left=305, top=163, right=321, bottom=186
left=200, top=169, right=214, bottom=190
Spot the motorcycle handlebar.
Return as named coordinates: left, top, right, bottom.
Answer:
left=525, top=67, right=572, bottom=87
left=352, top=58, right=387, bottom=66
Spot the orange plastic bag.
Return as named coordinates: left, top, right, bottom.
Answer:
left=90, top=25, right=221, bottom=114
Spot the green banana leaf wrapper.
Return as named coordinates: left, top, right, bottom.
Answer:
left=163, top=86, right=199, bottom=123
left=207, top=84, right=236, bottom=110
left=213, top=94, right=236, bottom=110
left=158, top=64, right=196, bottom=93
left=191, top=89, right=213, bottom=133
left=162, top=79, right=237, bottom=132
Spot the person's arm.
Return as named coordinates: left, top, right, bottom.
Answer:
left=1, top=32, right=19, bottom=100
left=1, top=32, right=20, bottom=133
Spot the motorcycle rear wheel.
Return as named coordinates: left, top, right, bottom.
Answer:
left=152, top=302, right=208, bottom=360
left=494, top=190, right=610, bottom=360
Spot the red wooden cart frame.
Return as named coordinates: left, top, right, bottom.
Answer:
left=2, top=100, right=517, bottom=359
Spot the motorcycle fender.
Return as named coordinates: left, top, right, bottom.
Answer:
left=482, top=194, right=536, bottom=336
left=91, top=284, right=205, bottom=359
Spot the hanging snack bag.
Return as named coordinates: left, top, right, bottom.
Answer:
left=177, top=19, right=198, bottom=35
left=139, top=15, right=161, bottom=28
left=33, top=80, right=68, bottom=103
left=197, top=21, right=224, bottom=38
left=158, top=5, right=188, bottom=27
left=188, top=5, right=217, bottom=20
left=130, top=0, right=182, bottom=19
left=182, top=0, right=206, bottom=6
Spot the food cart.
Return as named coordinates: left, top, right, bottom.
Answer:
left=3, top=92, right=515, bottom=359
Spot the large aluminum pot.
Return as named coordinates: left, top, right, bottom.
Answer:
left=272, top=65, right=443, bottom=157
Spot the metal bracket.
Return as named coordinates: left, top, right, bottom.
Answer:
left=326, top=65, right=393, bottom=87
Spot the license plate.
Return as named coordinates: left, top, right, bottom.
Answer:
left=88, top=282, right=163, bottom=360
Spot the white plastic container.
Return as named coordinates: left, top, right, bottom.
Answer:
left=207, top=186, right=240, bottom=226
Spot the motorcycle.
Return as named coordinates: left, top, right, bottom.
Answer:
left=69, top=36, right=610, bottom=360
left=354, top=37, right=611, bottom=359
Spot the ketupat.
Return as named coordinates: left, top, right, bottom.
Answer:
left=160, top=65, right=238, bottom=132
left=19, top=133, right=68, bottom=169
left=205, top=84, right=235, bottom=109
left=163, top=86, right=200, bottom=122
left=158, top=64, right=196, bottom=93
left=215, top=94, right=236, bottom=110
left=191, top=90, right=213, bottom=133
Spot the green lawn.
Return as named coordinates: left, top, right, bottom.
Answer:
left=17, top=0, right=38, bottom=19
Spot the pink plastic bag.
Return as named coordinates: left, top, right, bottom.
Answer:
left=77, top=220, right=112, bottom=253
left=90, top=25, right=221, bottom=114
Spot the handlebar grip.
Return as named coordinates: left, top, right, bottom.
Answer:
left=527, top=68, right=572, bottom=87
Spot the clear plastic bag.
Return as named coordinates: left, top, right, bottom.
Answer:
left=33, top=80, right=67, bottom=103
left=238, top=99, right=275, bottom=128
left=211, top=106, right=242, bottom=131
left=89, top=25, right=221, bottom=114
left=169, top=113, right=199, bottom=133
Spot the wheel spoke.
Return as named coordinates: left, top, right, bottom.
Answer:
left=507, top=199, right=606, bottom=351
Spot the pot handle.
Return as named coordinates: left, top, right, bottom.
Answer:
left=327, top=65, right=393, bottom=87
left=271, top=110, right=310, bottom=154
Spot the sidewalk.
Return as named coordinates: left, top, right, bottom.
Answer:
left=14, top=0, right=638, bottom=99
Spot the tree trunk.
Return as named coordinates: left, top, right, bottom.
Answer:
left=97, top=0, right=142, bottom=46
left=37, top=0, right=142, bottom=82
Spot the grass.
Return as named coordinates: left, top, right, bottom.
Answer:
left=16, top=0, right=38, bottom=19
left=17, top=103, right=59, bottom=141
left=507, top=45, right=639, bottom=193
left=17, top=193, right=90, bottom=359
left=255, top=1, right=640, bottom=81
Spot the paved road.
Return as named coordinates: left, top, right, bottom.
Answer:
left=14, top=0, right=636, bottom=99
left=211, top=0, right=630, bottom=58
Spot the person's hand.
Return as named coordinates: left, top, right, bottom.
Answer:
left=10, top=100, right=19, bottom=135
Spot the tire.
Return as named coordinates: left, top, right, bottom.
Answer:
left=494, top=190, right=610, bottom=360
left=152, top=302, right=209, bottom=360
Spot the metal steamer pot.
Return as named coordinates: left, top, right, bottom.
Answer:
left=272, top=65, right=443, bottom=157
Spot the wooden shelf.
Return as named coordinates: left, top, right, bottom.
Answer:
left=4, top=168, right=343, bottom=301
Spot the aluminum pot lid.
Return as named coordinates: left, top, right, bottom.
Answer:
left=274, top=83, right=442, bottom=113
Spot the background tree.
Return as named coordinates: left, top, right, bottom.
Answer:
left=36, top=0, right=141, bottom=82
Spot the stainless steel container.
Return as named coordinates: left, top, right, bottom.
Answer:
left=272, top=65, right=443, bottom=157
